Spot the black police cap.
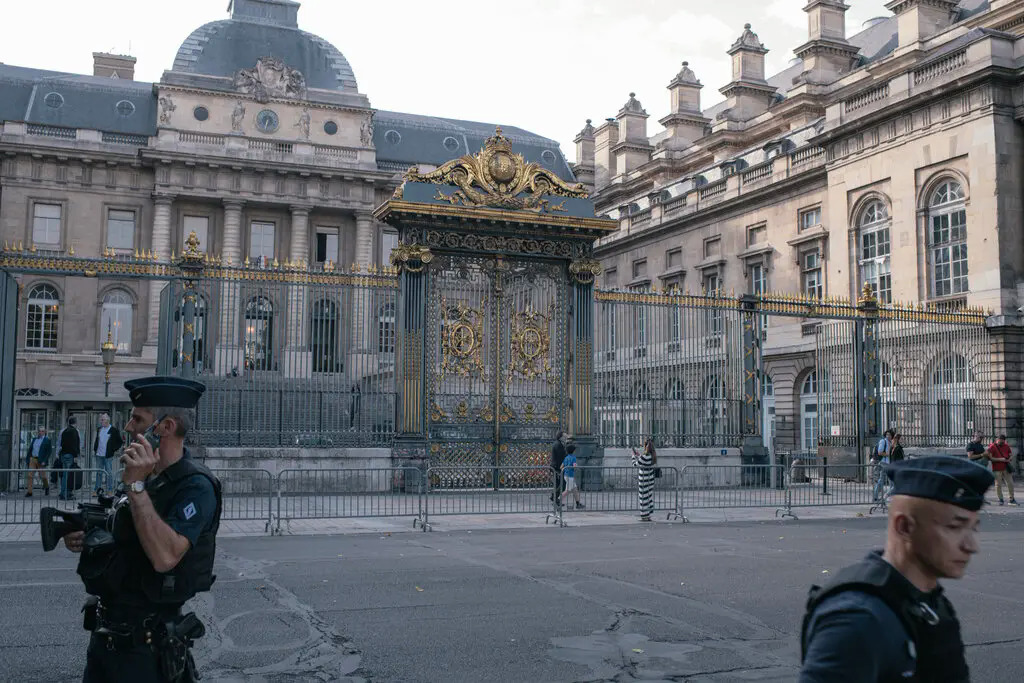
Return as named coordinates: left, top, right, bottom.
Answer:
left=885, top=455, right=994, bottom=512
left=124, top=376, right=206, bottom=409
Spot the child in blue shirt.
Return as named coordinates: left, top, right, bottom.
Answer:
left=560, top=443, right=583, bottom=509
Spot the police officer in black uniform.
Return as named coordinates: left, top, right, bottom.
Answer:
left=62, top=376, right=221, bottom=682
left=799, top=455, right=994, bottom=682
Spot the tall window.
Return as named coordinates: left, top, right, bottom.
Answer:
left=244, top=297, right=274, bottom=371
left=32, top=203, right=61, bottom=247
left=929, top=180, right=968, bottom=297
left=669, top=304, right=681, bottom=346
left=378, top=302, right=396, bottom=359
left=310, top=299, right=339, bottom=373
left=750, top=262, right=766, bottom=296
left=183, top=216, right=209, bottom=253
left=100, top=290, right=133, bottom=353
left=858, top=199, right=891, bottom=303
left=801, top=250, right=823, bottom=299
left=381, top=230, right=399, bottom=266
left=801, top=371, right=818, bottom=451
left=250, top=221, right=275, bottom=266
left=315, top=227, right=339, bottom=265
left=798, top=207, right=822, bottom=232
left=26, top=284, right=59, bottom=350
left=629, top=287, right=646, bottom=350
left=106, top=210, right=136, bottom=253
left=703, top=271, right=722, bottom=334
left=928, top=353, right=974, bottom=439
left=702, top=375, right=727, bottom=436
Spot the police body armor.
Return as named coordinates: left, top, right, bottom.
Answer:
left=800, top=554, right=970, bottom=683
left=77, top=457, right=222, bottom=606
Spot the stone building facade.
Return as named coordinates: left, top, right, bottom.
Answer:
left=0, top=0, right=574, bottom=465
left=577, top=0, right=1024, bottom=453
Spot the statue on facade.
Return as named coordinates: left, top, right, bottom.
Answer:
left=360, top=114, right=374, bottom=146
left=231, top=101, right=246, bottom=133
left=234, top=57, right=307, bottom=103
left=295, top=107, right=311, bottom=140
left=158, top=96, right=176, bottom=124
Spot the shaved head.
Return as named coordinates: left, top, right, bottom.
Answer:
left=885, top=495, right=980, bottom=591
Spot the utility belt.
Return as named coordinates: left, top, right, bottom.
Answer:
left=83, top=597, right=204, bottom=681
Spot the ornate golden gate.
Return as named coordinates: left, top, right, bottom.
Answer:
left=425, top=253, right=568, bottom=478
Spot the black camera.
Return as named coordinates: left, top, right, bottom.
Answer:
left=40, top=494, right=117, bottom=552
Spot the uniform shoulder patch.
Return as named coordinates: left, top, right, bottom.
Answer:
left=183, top=502, right=197, bottom=520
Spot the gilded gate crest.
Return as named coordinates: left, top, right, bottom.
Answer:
left=440, top=298, right=485, bottom=378
left=508, top=308, right=552, bottom=381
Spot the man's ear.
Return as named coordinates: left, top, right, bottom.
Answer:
left=892, top=512, right=916, bottom=539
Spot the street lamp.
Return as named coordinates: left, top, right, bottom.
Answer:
left=101, top=321, right=116, bottom=397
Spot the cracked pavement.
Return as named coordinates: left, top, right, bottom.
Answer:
left=1, top=515, right=1022, bottom=681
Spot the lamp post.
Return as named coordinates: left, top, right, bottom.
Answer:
left=101, top=321, right=116, bottom=398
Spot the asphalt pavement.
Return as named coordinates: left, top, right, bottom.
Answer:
left=1, top=514, right=1022, bottom=682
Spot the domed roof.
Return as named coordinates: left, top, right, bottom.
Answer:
left=171, top=0, right=358, bottom=92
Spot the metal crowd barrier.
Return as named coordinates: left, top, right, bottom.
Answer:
left=678, top=464, right=788, bottom=514
left=564, top=466, right=685, bottom=521
left=416, top=466, right=558, bottom=531
left=210, top=468, right=275, bottom=531
left=0, top=468, right=115, bottom=525
left=276, top=467, right=423, bottom=534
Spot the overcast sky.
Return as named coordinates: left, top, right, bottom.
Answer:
left=0, top=0, right=892, bottom=161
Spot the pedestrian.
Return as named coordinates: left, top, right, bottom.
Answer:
left=631, top=438, right=656, bottom=521
left=889, top=433, right=905, bottom=462
left=57, top=416, right=81, bottom=501
left=872, top=428, right=894, bottom=501
left=965, top=430, right=986, bottom=461
left=986, top=434, right=1017, bottom=506
left=91, top=413, right=123, bottom=496
left=800, top=455, right=993, bottom=682
left=62, top=376, right=221, bottom=683
left=24, top=425, right=51, bottom=497
left=550, top=430, right=568, bottom=508
left=560, top=442, right=583, bottom=510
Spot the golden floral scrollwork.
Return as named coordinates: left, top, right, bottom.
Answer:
left=456, top=401, right=469, bottom=420
left=569, top=258, right=602, bottom=285
left=478, top=405, right=494, bottom=423
left=389, top=243, right=433, bottom=273
left=544, top=405, right=559, bottom=424
left=402, top=127, right=589, bottom=214
left=441, top=299, right=485, bottom=378
left=429, top=401, right=448, bottom=422
left=499, top=403, right=516, bottom=423
left=508, top=308, right=552, bottom=381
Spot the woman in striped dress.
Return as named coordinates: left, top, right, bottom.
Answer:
left=631, top=439, right=657, bottom=521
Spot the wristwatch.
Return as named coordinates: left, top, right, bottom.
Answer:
left=127, top=480, right=146, bottom=494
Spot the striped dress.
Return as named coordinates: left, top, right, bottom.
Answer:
left=632, top=449, right=655, bottom=518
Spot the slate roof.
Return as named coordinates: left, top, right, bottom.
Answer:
left=0, top=64, right=156, bottom=136
left=373, top=111, right=576, bottom=182
left=703, top=0, right=991, bottom=120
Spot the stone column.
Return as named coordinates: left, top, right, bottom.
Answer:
left=222, top=200, right=244, bottom=266
left=217, top=200, right=244, bottom=374
left=286, top=206, right=311, bottom=360
left=355, top=211, right=374, bottom=267
left=353, top=211, right=376, bottom=353
left=145, top=195, right=174, bottom=353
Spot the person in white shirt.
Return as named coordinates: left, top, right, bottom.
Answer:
left=92, top=413, right=123, bottom=495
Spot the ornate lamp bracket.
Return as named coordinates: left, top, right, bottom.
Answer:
left=569, top=258, right=602, bottom=285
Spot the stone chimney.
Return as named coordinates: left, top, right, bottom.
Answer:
left=593, top=118, right=619, bottom=190
left=230, top=0, right=300, bottom=27
left=573, top=119, right=596, bottom=190
left=718, top=24, right=777, bottom=122
left=885, top=0, right=958, bottom=51
left=659, top=62, right=710, bottom=148
left=794, top=1, right=859, bottom=85
left=92, top=52, right=136, bottom=80
left=612, top=93, right=653, bottom=177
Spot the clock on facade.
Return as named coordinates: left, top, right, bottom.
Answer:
left=255, top=109, right=279, bottom=134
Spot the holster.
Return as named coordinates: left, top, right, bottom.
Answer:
left=82, top=596, right=99, bottom=632
left=158, top=612, right=205, bottom=682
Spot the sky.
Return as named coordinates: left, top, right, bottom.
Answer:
left=0, top=0, right=893, bottom=162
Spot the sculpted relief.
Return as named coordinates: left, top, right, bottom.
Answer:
left=234, top=57, right=307, bottom=103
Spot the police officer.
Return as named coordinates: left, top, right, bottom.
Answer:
left=62, top=376, right=222, bottom=682
left=799, top=455, right=993, bottom=682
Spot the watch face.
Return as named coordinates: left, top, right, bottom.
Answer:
left=256, top=109, right=279, bottom=134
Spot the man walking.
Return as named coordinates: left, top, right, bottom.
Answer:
left=987, top=434, right=1017, bottom=506
left=57, top=416, right=81, bottom=501
left=24, top=425, right=51, bottom=497
left=91, top=413, right=123, bottom=496
left=801, top=456, right=993, bottom=681
left=871, top=429, right=894, bottom=501
left=550, top=430, right=568, bottom=509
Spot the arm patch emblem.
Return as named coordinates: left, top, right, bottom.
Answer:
left=183, top=502, right=197, bottom=520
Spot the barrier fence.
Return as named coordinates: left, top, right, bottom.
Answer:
left=0, top=461, right=995, bottom=530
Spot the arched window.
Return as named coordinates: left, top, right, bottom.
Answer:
left=26, top=284, right=59, bottom=350
left=378, top=302, right=396, bottom=359
left=100, top=289, right=133, bottom=353
left=800, top=371, right=818, bottom=451
left=632, top=381, right=651, bottom=401
left=666, top=378, right=684, bottom=401
left=310, top=299, right=339, bottom=374
left=857, top=199, right=891, bottom=304
left=244, top=296, right=274, bottom=371
left=927, top=353, right=975, bottom=439
left=929, top=179, right=968, bottom=297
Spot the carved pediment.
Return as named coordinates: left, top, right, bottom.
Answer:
left=234, top=57, right=307, bottom=103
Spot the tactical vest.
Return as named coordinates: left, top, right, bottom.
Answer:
left=800, top=555, right=969, bottom=683
left=78, top=457, right=222, bottom=608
